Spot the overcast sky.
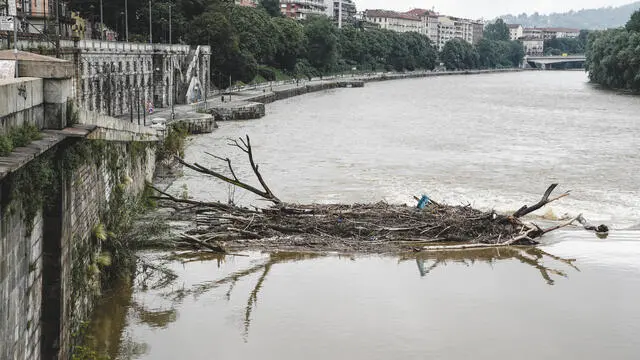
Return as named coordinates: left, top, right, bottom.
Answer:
left=356, top=0, right=637, bottom=19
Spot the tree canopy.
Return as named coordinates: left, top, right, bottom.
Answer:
left=484, top=19, right=510, bottom=42
left=259, top=0, right=282, bottom=18
left=586, top=11, right=640, bottom=90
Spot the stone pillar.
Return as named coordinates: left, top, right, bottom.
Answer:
left=17, top=55, right=75, bottom=130
left=43, top=79, right=73, bottom=129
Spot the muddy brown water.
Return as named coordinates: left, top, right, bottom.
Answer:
left=87, top=72, right=640, bottom=359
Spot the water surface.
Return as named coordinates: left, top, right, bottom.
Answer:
left=87, top=72, right=640, bottom=359
left=174, top=71, right=640, bottom=228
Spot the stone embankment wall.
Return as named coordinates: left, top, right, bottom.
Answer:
left=210, top=69, right=523, bottom=122
left=0, top=138, right=156, bottom=360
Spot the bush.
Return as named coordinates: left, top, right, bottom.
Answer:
left=157, top=123, right=189, bottom=162
left=257, top=66, right=276, bottom=82
left=0, top=124, right=42, bottom=156
left=0, top=135, right=12, bottom=156
left=11, top=124, right=42, bottom=148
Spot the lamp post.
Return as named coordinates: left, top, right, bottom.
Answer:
left=149, top=0, right=152, bottom=44
left=168, top=3, right=171, bottom=45
left=100, top=0, right=104, bottom=41
left=125, top=0, right=129, bottom=42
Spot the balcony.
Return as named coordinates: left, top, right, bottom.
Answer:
left=281, top=0, right=327, bottom=10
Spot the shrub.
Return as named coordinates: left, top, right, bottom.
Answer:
left=0, top=135, right=13, bottom=156
left=10, top=124, right=42, bottom=148
left=257, top=66, right=276, bottom=82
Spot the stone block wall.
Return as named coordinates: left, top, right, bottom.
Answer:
left=0, top=206, right=43, bottom=360
left=0, top=138, right=156, bottom=360
left=59, top=141, right=156, bottom=359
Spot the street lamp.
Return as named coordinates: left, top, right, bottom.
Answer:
left=125, top=0, right=129, bottom=42
left=149, top=0, right=152, bottom=44
left=100, top=0, right=104, bottom=41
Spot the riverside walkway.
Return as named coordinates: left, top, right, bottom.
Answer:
left=146, top=68, right=526, bottom=125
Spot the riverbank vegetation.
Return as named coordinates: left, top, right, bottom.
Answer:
left=586, top=10, right=640, bottom=91
left=0, top=124, right=43, bottom=156
left=543, top=31, right=589, bottom=56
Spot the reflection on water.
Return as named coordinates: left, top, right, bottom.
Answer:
left=413, top=247, right=579, bottom=285
left=85, top=236, right=640, bottom=360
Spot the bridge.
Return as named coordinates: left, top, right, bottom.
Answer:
left=524, top=55, right=586, bottom=69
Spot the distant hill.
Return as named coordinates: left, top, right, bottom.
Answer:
left=500, top=1, right=640, bottom=30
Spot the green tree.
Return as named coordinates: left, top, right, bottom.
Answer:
left=271, top=17, right=305, bottom=72
left=259, top=0, right=282, bottom=17
left=230, top=6, right=277, bottom=63
left=403, top=32, right=438, bottom=70
left=484, top=19, right=510, bottom=41
left=303, top=16, right=339, bottom=73
left=626, top=10, right=640, bottom=32
left=441, top=38, right=478, bottom=70
left=586, top=26, right=640, bottom=90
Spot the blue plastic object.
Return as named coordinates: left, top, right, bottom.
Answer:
left=417, top=195, right=430, bottom=209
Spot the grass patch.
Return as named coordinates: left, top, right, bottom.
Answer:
left=0, top=124, right=43, bottom=156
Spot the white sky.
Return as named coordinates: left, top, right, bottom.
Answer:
left=356, top=0, right=637, bottom=19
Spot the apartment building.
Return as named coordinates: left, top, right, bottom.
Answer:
left=508, top=24, right=524, bottom=41
left=235, top=0, right=258, bottom=7
left=281, top=0, right=328, bottom=20
left=13, top=0, right=74, bottom=38
left=523, top=27, right=580, bottom=40
left=363, top=9, right=424, bottom=34
left=541, top=27, right=580, bottom=39
left=436, top=16, right=477, bottom=50
left=472, top=21, right=484, bottom=44
left=522, top=37, right=544, bottom=56
left=404, top=8, right=438, bottom=42
left=326, top=0, right=357, bottom=24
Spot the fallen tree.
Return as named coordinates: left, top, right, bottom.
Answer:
left=149, top=135, right=609, bottom=254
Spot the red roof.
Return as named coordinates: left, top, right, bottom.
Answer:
left=364, top=9, right=422, bottom=21
left=404, top=8, right=437, bottom=18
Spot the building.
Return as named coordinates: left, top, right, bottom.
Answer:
left=523, top=28, right=543, bottom=39
left=434, top=16, right=476, bottom=50
left=523, top=27, right=581, bottom=40
left=281, top=0, right=328, bottom=20
left=542, top=27, right=580, bottom=39
left=522, top=37, right=544, bottom=56
left=436, top=16, right=455, bottom=50
left=472, top=21, right=484, bottom=44
left=404, top=8, right=439, bottom=41
left=14, top=0, right=74, bottom=39
left=508, top=24, right=523, bottom=41
left=236, top=0, right=258, bottom=6
left=363, top=9, right=424, bottom=34
left=362, top=8, right=483, bottom=50
left=326, top=0, right=357, bottom=25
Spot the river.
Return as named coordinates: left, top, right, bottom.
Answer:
left=87, top=71, right=640, bottom=359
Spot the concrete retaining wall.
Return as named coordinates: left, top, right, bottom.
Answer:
left=0, top=78, right=45, bottom=134
left=173, top=115, right=217, bottom=134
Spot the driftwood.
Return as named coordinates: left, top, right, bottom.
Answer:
left=151, top=135, right=609, bottom=253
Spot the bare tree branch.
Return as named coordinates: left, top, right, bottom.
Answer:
left=513, top=184, right=571, bottom=218
left=178, top=135, right=281, bottom=204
